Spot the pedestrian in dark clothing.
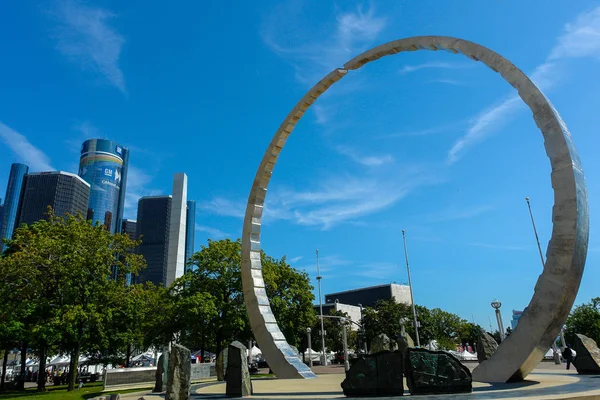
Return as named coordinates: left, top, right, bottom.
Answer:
left=563, top=344, right=574, bottom=370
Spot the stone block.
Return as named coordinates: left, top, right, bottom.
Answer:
left=370, top=334, right=392, bottom=353
left=341, top=350, right=404, bottom=397
left=226, top=341, right=253, bottom=397
left=573, top=334, right=600, bottom=374
left=405, top=348, right=472, bottom=395
left=153, top=353, right=168, bottom=392
left=477, top=331, right=498, bottom=363
left=166, top=344, right=191, bottom=400
left=216, top=348, right=228, bottom=381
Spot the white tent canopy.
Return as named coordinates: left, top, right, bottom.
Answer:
left=249, top=346, right=262, bottom=358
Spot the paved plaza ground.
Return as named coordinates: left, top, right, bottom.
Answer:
left=118, top=361, right=600, bottom=400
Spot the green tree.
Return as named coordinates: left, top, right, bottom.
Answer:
left=186, top=239, right=316, bottom=355
left=0, top=213, right=145, bottom=391
left=565, top=297, right=600, bottom=345
left=309, top=309, right=350, bottom=353
left=362, top=299, right=413, bottom=347
left=187, top=239, right=249, bottom=356
left=262, top=254, right=316, bottom=348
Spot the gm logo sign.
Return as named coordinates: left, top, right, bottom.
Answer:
left=116, top=146, right=123, bottom=155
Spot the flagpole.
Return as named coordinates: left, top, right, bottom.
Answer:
left=316, top=249, right=327, bottom=365
left=525, top=197, right=546, bottom=267
left=402, top=230, right=421, bottom=347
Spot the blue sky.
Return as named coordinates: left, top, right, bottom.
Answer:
left=1, top=0, right=600, bottom=329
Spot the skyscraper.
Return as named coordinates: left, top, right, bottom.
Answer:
left=18, top=172, right=90, bottom=226
left=0, top=163, right=29, bottom=252
left=185, top=200, right=196, bottom=271
left=78, top=139, right=129, bottom=233
left=136, top=196, right=171, bottom=285
left=121, top=219, right=138, bottom=240
left=135, top=173, right=190, bottom=287
left=166, top=173, right=187, bottom=286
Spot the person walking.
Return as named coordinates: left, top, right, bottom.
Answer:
left=562, top=344, right=574, bottom=370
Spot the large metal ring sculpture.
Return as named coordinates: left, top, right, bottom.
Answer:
left=241, top=36, right=589, bottom=382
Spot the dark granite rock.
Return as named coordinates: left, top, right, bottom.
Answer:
left=216, top=348, right=228, bottom=381
left=403, top=333, right=415, bottom=348
left=476, top=331, right=498, bottom=363
left=573, top=333, right=600, bottom=374
left=396, top=336, right=409, bottom=355
left=226, top=341, right=253, bottom=397
left=153, top=353, right=168, bottom=392
left=166, top=344, right=191, bottom=400
left=405, top=348, right=472, bottom=395
left=370, top=334, right=392, bottom=353
left=341, top=350, right=404, bottom=397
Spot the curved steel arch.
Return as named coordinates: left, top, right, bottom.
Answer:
left=241, top=36, right=589, bottom=382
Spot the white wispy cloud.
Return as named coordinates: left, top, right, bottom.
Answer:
left=123, top=166, right=162, bottom=219
left=0, top=121, right=55, bottom=171
left=399, top=62, right=474, bottom=75
left=243, top=166, right=442, bottom=229
left=448, top=5, right=600, bottom=164
left=336, top=145, right=394, bottom=167
left=198, top=197, right=246, bottom=218
left=52, top=0, right=126, bottom=93
left=195, top=224, right=229, bottom=239
left=427, top=79, right=463, bottom=86
left=379, top=122, right=463, bottom=139
left=288, top=256, right=303, bottom=263
left=64, top=121, right=100, bottom=155
left=426, top=204, right=496, bottom=223
left=468, top=243, right=532, bottom=251
left=313, top=105, right=329, bottom=125
left=262, top=2, right=386, bottom=85
left=448, top=95, right=521, bottom=164
left=202, top=165, right=443, bottom=230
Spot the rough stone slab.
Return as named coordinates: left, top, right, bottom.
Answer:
left=341, top=350, right=403, bottom=397
left=573, top=333, right=600, bottom=374
left=226, top=341, right=253, bottom=397
left=370, top=334, right=392, bottom=353
left=477, top=331, right=499, bottom=363
left=166, top=344, right=191, bottom=400
left=216, top=348, right=228, bottom=382
left=153, top=353, right=166, bottom=393
left=405, top=348, right=472, bottom=395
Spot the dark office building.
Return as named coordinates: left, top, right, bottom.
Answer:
left=121, top=219, right=138, bottom=240
left=325, top=283, right=412, bottom=308
left=18, top=171, right=90, bottom=226
left=79, top=139, right=129, bottom=233
left=136, top=196, right=171, bottom=285
left=0, top=163, right=28, bottom=252
left=185, top=200, right=196, bottom=271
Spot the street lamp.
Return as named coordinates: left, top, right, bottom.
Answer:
left=316, top=249, right=327, bottom=366
left=340, top=318, right=349, bottom=372
left=306, top=328, right=313, bottom=368
left=491, top=299, right=505, bottom=341
left=358, top=303, right=367, bottom=354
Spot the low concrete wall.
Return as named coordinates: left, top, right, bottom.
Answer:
left=191, top=363, right=216, bottom=381
left=103, top=366, right=157, bottom=391
left=103, top=363, right=217, bottom=391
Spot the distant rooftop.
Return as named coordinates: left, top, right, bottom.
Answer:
left=325, top=283, right=408, bottom=297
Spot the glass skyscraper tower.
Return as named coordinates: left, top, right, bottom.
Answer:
left=78, top=139, right=129, bottom=233
left=0, top=163, right=28, bottom=252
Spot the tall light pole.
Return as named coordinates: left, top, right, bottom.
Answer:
left=491, top=299, right=505, bottom=341
left=402, top=230, right=420, bottom=347
left=316, top=249, right=327, bottom=366
left=306, top=328, right=313, bottom=368
left=525, top=197, right=546, bottom=268
left=358, top=303, right=367, bottom=353
left=340, top=318, right=349, bottom=372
